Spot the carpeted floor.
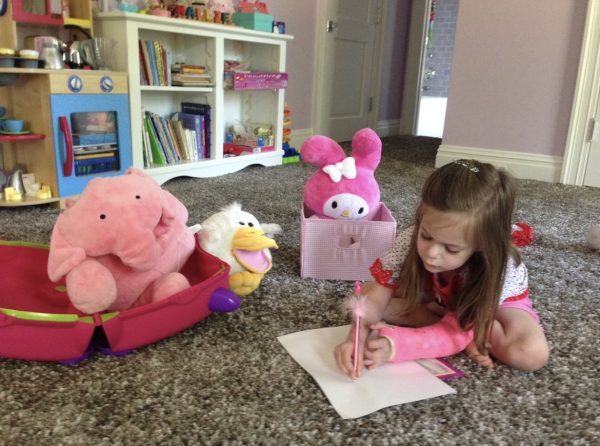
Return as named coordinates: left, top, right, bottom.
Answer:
left=1, top=136, right=599, bottom=445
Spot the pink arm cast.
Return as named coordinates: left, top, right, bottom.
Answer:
left=377, top=313, right=474, bottom=363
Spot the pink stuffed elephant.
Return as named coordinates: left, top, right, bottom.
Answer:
left=301, top=128, right=382, bottom=219
left=47, top=168, right=195, bottom=314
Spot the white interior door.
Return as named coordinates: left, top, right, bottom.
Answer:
left=562, top=0, right=600, bottom=187
left=584, top=103, right=600, bottom=187
left=314, top=0, right=382, bottom=142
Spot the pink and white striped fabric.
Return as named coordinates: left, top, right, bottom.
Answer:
left=300, top=203, right=397, bottom=280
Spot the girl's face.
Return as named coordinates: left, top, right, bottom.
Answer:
left=417, top=204, right=476, bottom=275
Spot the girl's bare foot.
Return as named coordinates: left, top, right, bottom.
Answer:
left=466, top=341, right=495, bottom=369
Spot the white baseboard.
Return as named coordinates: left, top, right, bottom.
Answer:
left=376, top=119, right=401, bottom=137
left=289, top=128, right=313, bottom=151
left=436, top=145, right=563, bottom=183
left=291, top=122, right=401, bottom=148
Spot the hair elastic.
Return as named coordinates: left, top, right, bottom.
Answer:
left=454, top=160, right=479, bottom=172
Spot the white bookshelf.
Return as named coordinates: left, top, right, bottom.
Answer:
left=94, top=12, right=292, bottom=184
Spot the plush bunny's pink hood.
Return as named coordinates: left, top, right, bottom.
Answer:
left=301, top=128, right=382, bottom=219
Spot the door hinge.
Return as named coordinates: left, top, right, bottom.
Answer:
left=326, top=19, right=338, bottom=33
left=376, top=1, right=383, bottom=24
left=590, top=118, right=600, bottom=142
left=368, top=97, right=373, bottom=112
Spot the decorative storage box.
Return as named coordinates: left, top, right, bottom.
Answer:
left=301, top=203, right=397, bottom=281
left=224, top=71, right=288, bottom=90
left=233, top=12, right=274, bottom=32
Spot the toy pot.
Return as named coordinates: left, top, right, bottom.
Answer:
left=40, top=42, right=64, bottom=70
left=81, top=38, right=116, bottom=71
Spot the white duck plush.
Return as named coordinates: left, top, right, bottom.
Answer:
left=198, top=202, right=281, bottom=296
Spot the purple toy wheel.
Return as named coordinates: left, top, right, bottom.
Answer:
left=209, top=287, right=241, bottom=313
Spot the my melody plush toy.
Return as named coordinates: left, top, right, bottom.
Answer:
left=198, top=202, right=281, bottom=296
left=47, top=168, right=195, bottom=314
left=301, top=128, right=382, bottom=219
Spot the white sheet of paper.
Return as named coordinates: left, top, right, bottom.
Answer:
left=277, top=325, right=456, bottom=419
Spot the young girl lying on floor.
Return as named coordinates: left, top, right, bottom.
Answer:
left=335, top=160, right=549, bottom=379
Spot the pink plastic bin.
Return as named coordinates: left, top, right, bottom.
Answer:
left=300, top=203, right=397, bottom=281
left=0, top=238, right=233, bottom=362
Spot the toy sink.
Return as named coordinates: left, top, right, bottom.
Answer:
left=0, top=238, right=239, bottom=362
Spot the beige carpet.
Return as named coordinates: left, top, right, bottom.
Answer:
left=0, top=136, right=599, bottom=444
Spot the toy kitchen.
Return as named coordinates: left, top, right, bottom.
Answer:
left=0, top=1, right=132, bottom=207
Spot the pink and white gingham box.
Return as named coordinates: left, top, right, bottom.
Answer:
left=300, top=203, right=397, bottom=281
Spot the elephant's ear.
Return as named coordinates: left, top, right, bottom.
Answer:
left=47, top=225, right=88, bottom=281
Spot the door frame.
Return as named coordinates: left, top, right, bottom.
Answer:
left=313, top=0, right=386, bottom=137
left=398, top=0, right=432, bottom=135
left=561, top=0, right=600, bottom=185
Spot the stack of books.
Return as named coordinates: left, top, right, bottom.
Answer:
left=141, top=102, right=212, bottom=167
left=138, top=39, right=172, bottom=86
left=171, top=63, right=213, bottom=87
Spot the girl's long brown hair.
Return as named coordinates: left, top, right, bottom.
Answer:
left=396, top=159, right=520, bottom=351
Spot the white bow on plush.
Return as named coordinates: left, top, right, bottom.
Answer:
left=322, top=157, right=357, bottom=183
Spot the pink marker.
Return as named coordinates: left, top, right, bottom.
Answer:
left=352, top=281, right=363, bottom=378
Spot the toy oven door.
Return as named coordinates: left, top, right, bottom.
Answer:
left=51, top=93, right=132, bottom=197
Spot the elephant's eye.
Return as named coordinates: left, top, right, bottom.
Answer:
left=135, top=195, right=141, bottom=199
left=99, top=214, right=106, bottom=220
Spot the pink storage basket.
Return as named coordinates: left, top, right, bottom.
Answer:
left=301, top=203, right=397, bottom=281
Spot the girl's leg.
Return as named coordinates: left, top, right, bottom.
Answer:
left=468, top=307, right=548, bottom=371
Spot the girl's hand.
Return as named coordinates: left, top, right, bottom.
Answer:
left=334, top=322, right=369, bottom=379
left=465, top=341, right=495, bottom=369
left=363, top=321, right=393, bottom=370
left=334, top=281, right=395, bottom=379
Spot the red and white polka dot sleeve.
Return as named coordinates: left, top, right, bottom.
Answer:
left=499, top=257, right=529, bottom=303
left=370, top=226, right=414, bottom=288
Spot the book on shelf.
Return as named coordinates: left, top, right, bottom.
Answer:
left=138, top=39, right=171, bottom=86
left=171, top=112, right=204, bottom=161
left=181, top=102, right=211, bottom=159
left=142, top=107, right=212, bottom=166
left=146, top=40, right=160, bottom=86
left=142, top=113, right=167, bottom=166
left=146, top=111, right=175, bottom=164
left=158, top=115, right=179, bottom=163
left=171, top=120, right=192, bottom=161
left=141, top=113, right=152, bottom=166
left=171, top=72, right=213, bottom=87
left=139, top=40, right=151, bottom=86
left=172, top=63, right=207, bottom=74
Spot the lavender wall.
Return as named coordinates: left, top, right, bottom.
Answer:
left=443, top=0, right=587, bottom=156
